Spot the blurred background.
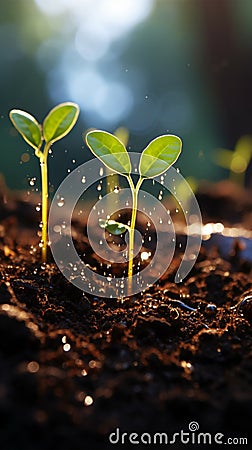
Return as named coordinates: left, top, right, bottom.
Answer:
left=1, top=0, right=252, bottom=192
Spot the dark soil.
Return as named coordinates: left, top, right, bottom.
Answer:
left=0, top=183, right=251, bottom=450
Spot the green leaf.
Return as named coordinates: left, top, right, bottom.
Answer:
left=139, top=134, right=182, bottom=178
left=85, top=130, right=131, bottom=176
left=99, top=219, right=129, bottom=235
left=9, top=109, right=42, bottom=151
left=43, top=102, right=80, bottom=144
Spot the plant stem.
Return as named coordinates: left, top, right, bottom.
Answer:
left=40, top=143, right=50, bottom=263
left=127, top=176, right=143, bottom=285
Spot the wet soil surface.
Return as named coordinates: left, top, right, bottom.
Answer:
left=0, top=186, right=252, bottom=450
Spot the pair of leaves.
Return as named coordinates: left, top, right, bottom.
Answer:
left=85, top=130, right=182, bottom=179
left=99, top=219, right=130, bottom=235
left=9, top=102, right=80, bottom=152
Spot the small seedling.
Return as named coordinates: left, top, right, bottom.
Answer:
left=214, top=135, right=252, bottom=186
left=9, top=102, right=80, bottom=262
left=85, top=130, right=182, bottom=285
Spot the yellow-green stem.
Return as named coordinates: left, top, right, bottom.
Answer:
left=40, top=143, right=50, bottom=263
left=127, top=176, right=143, bottom=285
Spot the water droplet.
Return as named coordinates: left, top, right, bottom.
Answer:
left=72, top=159, right=76, bottom=164
left=63, top=343, right=71, bottom=352
left=57, top=197, right=65, bottom=207
left=97, top=183, right=102, bottom=191
left=84, top=395, right=93, bottom=406
left=81, top=176, right=86, bottom=184
left=99, top=167, right=104, bottom=176
left=36, top=204, right=41, bottom=212
left=205, top=303, right=217, bottom=315
left=53, top=225, right=61, bottom=233
left=27, top=361, right=39, bottom=373
left=29, top=177, right=36, bottom=186
left=114, top=186, right=120, bottom=193
left=141, top=251, right=150, bottom=261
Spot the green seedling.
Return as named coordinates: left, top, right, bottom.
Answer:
left=85, top=130, right=182, bottom=286
left=214, top=135, right=252, bottom=186
left=9, top=102, right=80, bottom=262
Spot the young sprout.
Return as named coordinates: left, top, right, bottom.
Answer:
left=214, top=135, right=252, bottom=186
left=85, top=130, right=182, bottom=287
left=9, top=102, right=80, bottom=262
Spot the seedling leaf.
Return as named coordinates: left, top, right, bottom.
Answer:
left=99, top=219, right=129, bottom=235
left=139, top=134, right=182, bottom=178
left=86, top=130, right=131, bottom=176
left=9, top=109, right=42, bottom=151
left=43, top=102, right=80, bottom=144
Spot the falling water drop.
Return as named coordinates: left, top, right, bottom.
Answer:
left=57, top=197, right=65, bottom=207
left=29, top=177, right=36, bottom=186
